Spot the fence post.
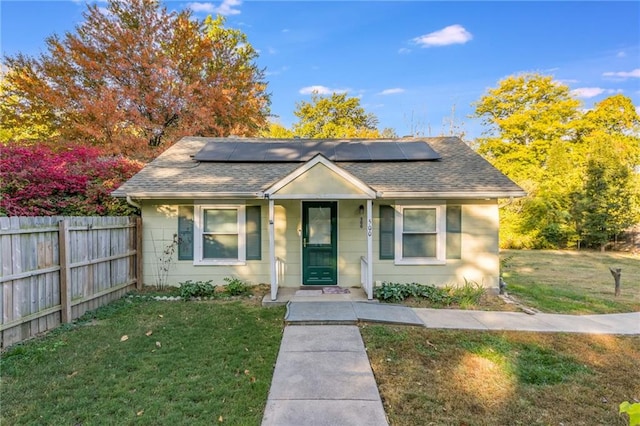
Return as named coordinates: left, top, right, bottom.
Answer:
left=136, top=217, right=143, bottom=290
left=58, top=219, right=72, bottom=323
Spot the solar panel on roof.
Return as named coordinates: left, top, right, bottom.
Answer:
left=366, top=141, right=405, bottom=160
left=193, top=140, right=441, bottom=162
left=334, top=142, right=371, bottom=161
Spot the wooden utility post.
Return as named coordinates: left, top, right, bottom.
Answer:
left=58, top=220, right=72, bottom=323
left=136, top=217, right=143, bottom=290
left=609, top=267, right=622, bottom=297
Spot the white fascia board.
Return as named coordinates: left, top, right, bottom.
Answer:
left=268, top=193, right=375, bottom=200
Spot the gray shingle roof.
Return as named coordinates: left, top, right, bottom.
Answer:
left=112, top=137, right=525, bottom=199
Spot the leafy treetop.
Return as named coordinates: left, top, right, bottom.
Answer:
left=1, top=0, right=269, bottom=158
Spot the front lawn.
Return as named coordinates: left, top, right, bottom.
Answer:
left=501, top=249, right=640, bottom=314
left=1, top=298, right=285, bottom=425
left=362, top=325, right=640, bottom=425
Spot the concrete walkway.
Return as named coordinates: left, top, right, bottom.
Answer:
left=414, top=309, right=640, bottom=334
left=263, top=301, right=639, bottom=425
left=284, top=301, right=640, bottom=335
left=261, top=325, right=388, bottom=426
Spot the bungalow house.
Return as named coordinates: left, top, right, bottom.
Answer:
left=112, top=137, right=525, bottom=301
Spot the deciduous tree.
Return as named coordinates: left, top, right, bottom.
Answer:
left=292, top=92, right=381, bottom=138
left=473, top=74, right=639, bottom=249
left=1, top=0, right=269, bottom=157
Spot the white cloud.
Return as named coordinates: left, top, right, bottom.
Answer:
left=617, top=51, right=627, bottom=58
left=603, top=68, right=640, bottom=79
left=571, top=87, right=605, bottom=98
left=379, top=88, right=405, bottom=95
left=558, top=79, right=579, bottom=84
left=299, top=85, right=348, bottom=95
left=636, top=106, right=640, bottom=116
left=571, top=87, right=624, bottom=98
left=187, top=0, right=241, bottom=16
left=412, top=24, right=472, bottom=47
left=398, top=47, right=411, bottom=54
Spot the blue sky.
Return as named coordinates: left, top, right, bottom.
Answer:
left=1, top=1, right=639, bottom=140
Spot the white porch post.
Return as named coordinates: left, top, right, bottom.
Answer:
left=366, top=199, right=373, bottom=300
left=268, top=198, right=277, bottom=301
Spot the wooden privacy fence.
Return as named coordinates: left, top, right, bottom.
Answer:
left=0, top=216, right=142, bottom=348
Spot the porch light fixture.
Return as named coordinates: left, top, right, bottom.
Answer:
left=359, top=204, right=364, bottom=228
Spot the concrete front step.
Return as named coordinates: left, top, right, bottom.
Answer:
left=263, top=286, right=370, bottom=307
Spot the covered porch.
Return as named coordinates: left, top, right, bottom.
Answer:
left=263, top=155, right=378, bottom=301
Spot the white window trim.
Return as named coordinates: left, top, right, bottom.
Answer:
left=194, top=204, right=246, bottom=266
left=394, top=204, right=446, bottom=265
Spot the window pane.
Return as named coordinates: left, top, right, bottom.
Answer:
left=446, top=205, right=462, bottom=259
left=308, top=207, right=331, bottom=245
left=203, top=234, right=238, bottom=259
left=204, top=209, right=237, bottom=233
left=403, top=234, right=436, bottom=257
left=379, top=205, right=395, bottom=259
left=178, top=206, right=194, bottom=260
left=246, top=206, right=261, bottom=260
left=403, top=208, right=436, bottom=233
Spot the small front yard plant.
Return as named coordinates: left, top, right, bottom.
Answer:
left=375, top=279, right=485, bottom=308
left=178, top=279, right=216, bottom=299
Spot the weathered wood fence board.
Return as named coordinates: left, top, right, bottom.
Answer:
left=0, top=216, right=141, bottom=348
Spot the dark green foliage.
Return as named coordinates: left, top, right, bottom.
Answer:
left=374, top=281, right=484, bottom=306
left=178, top=280, right=216, bottom=299
left=222, top=277, right=252, bottom=296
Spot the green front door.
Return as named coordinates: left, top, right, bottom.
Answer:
left=302, top=201, right=337, bottom=285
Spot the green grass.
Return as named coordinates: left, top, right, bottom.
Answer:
left=501, top=249, right=640, bottom=314
left=1, top=298, right=285, bottom=425
left=362, top=325, right=640, bottom=425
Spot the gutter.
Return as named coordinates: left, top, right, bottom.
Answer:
left=379, top=191, right=527, bottom=199
left=113, top=191, right=264, bottom=200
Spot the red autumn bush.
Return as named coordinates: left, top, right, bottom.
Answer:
left=0, top=143, right=143, bottom=216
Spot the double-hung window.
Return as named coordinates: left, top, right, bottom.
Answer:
left=194, top=205, right=246, bottom=265
left=394, top=204, right=446, bottom=264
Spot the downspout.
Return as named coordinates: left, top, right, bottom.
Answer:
left=126, top=195, right=141, bottom=210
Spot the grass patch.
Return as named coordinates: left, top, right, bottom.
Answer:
left=1, top=298, right=285, bottom=425
left=501, top=249, right=640, bottom=314
left=362, top=325, right=640, bottom=425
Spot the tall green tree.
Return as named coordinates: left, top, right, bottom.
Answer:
left=574, top=95, right=640, bottom=249
left=474, top=73, right=581, bottom=182
left=292, top=92, right=381, bottom=138
left=1, top=0, right=269, bottom=157
left=474, top=74, right=583, bottom=248
left=474, top=74, right=640, bottom=249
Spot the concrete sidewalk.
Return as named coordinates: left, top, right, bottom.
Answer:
left=261, top=325, right=388, bottom=426
left=284, top=300, right=640, bottom=335
left=414, top=309, right=640, bottom=335
left=263, top=302, right=638, bottom=425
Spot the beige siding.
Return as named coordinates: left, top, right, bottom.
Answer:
left=275, top=163, right=365, bottom=196
left=373, top=200, right=500, bottom=288
left=140, top=199, right=499, bottom=289
left=337, top=200, right=368, bottom=286
left=141, top=200, right=271, bottom=287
